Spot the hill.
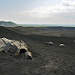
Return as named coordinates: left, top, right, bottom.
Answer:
left=0, top=21, right=17, bottom=27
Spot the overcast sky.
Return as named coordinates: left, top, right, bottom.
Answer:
left=0, top=0, right=75, bottom=25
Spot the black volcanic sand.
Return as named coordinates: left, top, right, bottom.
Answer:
left=0, top=26, right=75, bottom=75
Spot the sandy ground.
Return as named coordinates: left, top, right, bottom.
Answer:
left=0, top=26, right=75, bottom=75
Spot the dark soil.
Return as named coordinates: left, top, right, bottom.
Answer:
left=0, top=26, right=75, bottom=75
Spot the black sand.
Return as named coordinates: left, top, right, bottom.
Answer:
left=0, top=26, right=75, bottom=75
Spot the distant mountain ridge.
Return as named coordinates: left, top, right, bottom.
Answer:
left=0, top=21, right=17, bottom=27
left=41, top=26, right=75, bottom=30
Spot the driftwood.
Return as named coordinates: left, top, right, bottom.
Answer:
left=46, top=41, right=53, bottom=45
left=0, top=38, right=32, bottom=60
left=59, top=44, right=65, bottom=47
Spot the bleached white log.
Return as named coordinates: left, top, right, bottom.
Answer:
left=59, top=44, right=65, bottom=46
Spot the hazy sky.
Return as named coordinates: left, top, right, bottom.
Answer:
left=0, top=0, right=75, bottom=24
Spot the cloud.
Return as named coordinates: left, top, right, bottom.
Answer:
left=62, top=0, right=75, bottom=6
left=22, top=0, right=75, bottom=18
left=0, top=0, right=75, bottom=24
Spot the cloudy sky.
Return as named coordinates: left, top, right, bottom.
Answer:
left=0, top=0, right=75, bottom=25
